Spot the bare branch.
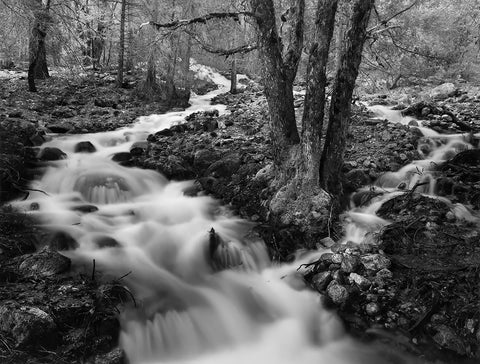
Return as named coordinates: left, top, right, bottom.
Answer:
left=141, top=12, right=255, bottom=31
left=187, top=31, right=257, bottom=57
left=368, top=0, right=418, bottom=32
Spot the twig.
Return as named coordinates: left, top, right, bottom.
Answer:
left=91, top=259, right=96, bottom=281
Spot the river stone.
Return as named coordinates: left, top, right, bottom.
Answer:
left=48, top=231, right=79, bottom=251
left=318, top=236, right=335, bottom=248
left=429, top=83, right=457, bottom=100
left=361, top=254, right=391, bottom=271
left=433, top=325, right=466, bottom=355
left=74, top=141, right=96, bottom=153
left=349, top=273, right=371, bottom=290
left=0, top=303, right=57, bottom=348
left=365, top=302, right=380, bottom=316
left=327, top=281, right=349, bottom=305
left=344, top=169, right=370, bottom=191
left=47, top=122, right=73, bottom=133
left=111, top=152, right=132, bottom=164
left=19, top=248, right=71, bottom=277
left=193, top=149, right=221, bottom=170
left=130, top=141, right=148, bottom=156
left=320, top=252, right=334, bottom=264
left=86, top=348, right=126, bottom=364
left=38, top=147, right=67, bottom=161
left=341, top=254, right=360, bottom=273
left=206, top=154, right=241, bottom=177
left=312, top=271, right=332, bottom=291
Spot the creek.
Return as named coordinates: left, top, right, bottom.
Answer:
left=12, top=66, right=478, bottom=363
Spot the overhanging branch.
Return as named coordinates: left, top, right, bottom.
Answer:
left=187, top=31, right=257, bottom=57
left=140, top=12, right=255, bottom=31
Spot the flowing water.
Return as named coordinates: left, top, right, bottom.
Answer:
left=12, top=67, right=479, bottom=363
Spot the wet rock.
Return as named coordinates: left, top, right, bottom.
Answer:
left=86, top=348, right=126, bottom=364
left=0, top=303, right=57, bottom=348
left=441, top=114, right=453, bottom=122
left=94, top=98, right=118, bottom=108
left=95, top=236, right=120, bottom=248
left=157, top=155, right=195, bottom=179
left=48, top=231, right=79, bottom=251
left=349, top=273, right=371, bottom=291
left=432, top=325, right=466, bottom=355
left=327, top=280, right=349, bottom=305
left=341, top=254, right=360, bottom=273
left=361, top=254, right=391, bottom=271
left=130, top=141, right=148, bottom=156
left=365, top=302, right=380, bottom=316
left=74, top=141, right=96, bottom=153
left=112, top=152, right=132, bottom=164
left=29, top=132, right=46, bottom=146
left=408, top=120, right=419, bottom=127
left=312, top=271, right=332, bottom=291
left=71, top=204, right=99, bottom=214
left=193, top=149, right=221, bottom=170
left=344, top=169, right=370, bottom=191
left=421, top=107, right=431, bottom=116
left=38, top=147, right=67, bottom=161
left=18, top=248, right=71, bottom=277
left=206, top=154, right=241, bottom=177
left=47, top=122, right=73, bottom=133
left=318, top=236, right=335, bottom=248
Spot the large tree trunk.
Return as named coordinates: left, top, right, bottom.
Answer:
left=250, top=0, right=301, bottom=169
left=28, top=0, right=50, bottom=92
left=116, top=0, right=127, bottom=87
left=299, top=0, right=338, bottom=189
left=320, top=0, right=374, bottom=196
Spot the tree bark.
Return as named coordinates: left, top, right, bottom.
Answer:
left=249, top=0, right=302, bottom=168
left=320, top=0, right=374, bottom=196
left=116, top=0, right=127, bottom=87
left=300, top=0, right=338, bottom=188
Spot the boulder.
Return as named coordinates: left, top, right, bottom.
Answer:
left=429, top=83, right=458, bottom=100
left=193, top=149, right=221, bottom=170
left=326, top=280, right=349, bottom=305
left=18, top=248, right=71, bottom=277
left=130, top=141, right=148, bottom=156
left=349, top=273, right=371, bottom=290
left=74, top=141, right=96, bottom=153
left=38, top=147, right=67, bottom=161
left=361, top=254, right=391, bottom=271
left=312, top=271, right=332, bottom=291
left=206, top=154, right=241, bottom=177
left=0, top=303, right=58, bottom=348
left=432, top=325, right=466, bottom=355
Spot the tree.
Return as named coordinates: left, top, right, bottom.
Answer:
left=139, top=0, right=375, bottom=243
left=116, top=0, right=127, bottom=87
left=28, top=0, right=51, bottom=92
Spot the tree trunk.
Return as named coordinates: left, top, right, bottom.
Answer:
left=27, top=0, right=50, bottom=91
left=116, top=0, right=127, bottom=87
left=299, top=0, right=338, bottom=188
left=250, top=0, right=301, bottom=169
left=320, top=0, right=374, bottom=196
left=230, top=58, right=237, bottom=94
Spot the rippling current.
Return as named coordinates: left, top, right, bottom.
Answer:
left=12, top=65, right=479, bottom=363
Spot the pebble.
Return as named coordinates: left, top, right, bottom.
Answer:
left=366, top=302, right=380, bottom=316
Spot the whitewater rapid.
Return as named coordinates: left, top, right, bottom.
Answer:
left=12, top=63, right=478, bottom=363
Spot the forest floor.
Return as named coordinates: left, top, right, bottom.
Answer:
left=0, top=71, right=480, bottom=363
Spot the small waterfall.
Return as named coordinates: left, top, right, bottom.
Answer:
left=342, top=105, right=479, bottom=244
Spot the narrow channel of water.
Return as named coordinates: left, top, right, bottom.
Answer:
left=12, top=67, right=478, bottom=363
